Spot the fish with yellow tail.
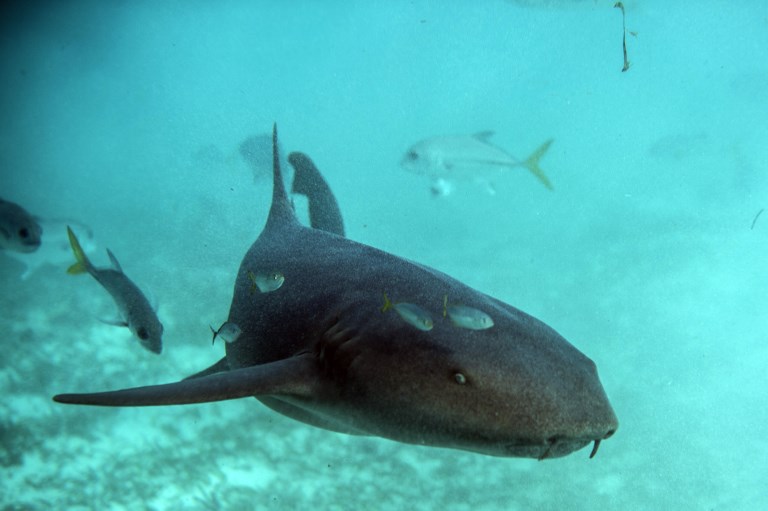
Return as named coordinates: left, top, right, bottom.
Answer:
left=381, top=292, right=433, bottom=331
left=67, top=226, right=163, bottom=354
left=443, top=295, right=494, bottom=330
left=401, top=132, right=554, bottom=196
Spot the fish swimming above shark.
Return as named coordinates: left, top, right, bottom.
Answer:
left=54, top=125, right=617, bottom=460
left=401, top=132, right=554, bottom=195
left=0, top=197, right=43, bottom=253
left=66, top=227, right=163, bottom=354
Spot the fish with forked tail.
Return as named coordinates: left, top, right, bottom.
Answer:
left=66, top=227, right=163, bottom=354
left=401, top=132, right=554, bottom=195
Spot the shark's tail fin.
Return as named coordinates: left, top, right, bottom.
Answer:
left=66, top=226, right=92, bottom=275
left=523, top=139, right=554, bottom=190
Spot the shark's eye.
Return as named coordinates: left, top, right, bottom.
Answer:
left=453, top=372, right=467, bottom=385
left=18, top=228, right=29, bottom=239
left=137, top=327, right=149, bottom=340
left=406, top=150, right=418, bottom=161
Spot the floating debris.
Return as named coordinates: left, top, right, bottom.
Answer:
left=443, top=295, right=494, bottom=330
left=614, top=2, right=631, bottom=72
left=381, top=292, right=434, bottom=331
left=210, top=321, right=242, bottom=345
left=248, top=270, right=285, bottom=294
left=751, top=208, right=764, bottom=230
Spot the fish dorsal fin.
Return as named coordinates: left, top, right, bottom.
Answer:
left=106, top=249, right=123, bottom=273
left=265, top=123, right=300, bottom=232
left=473, top=131, right=495, bottom=142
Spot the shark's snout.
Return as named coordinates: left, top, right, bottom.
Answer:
left=539, top=381, right=619, bottom=460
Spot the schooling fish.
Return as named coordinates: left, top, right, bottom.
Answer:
left=443, top=296, right=494, bottom=330
left=66, top=226, right=163, bottom=354
left=0, top=197, right=43, bottom=253
left=381, top=292, right=434, bottom=331
left=210, top=321, right=242, bottom=345
left=401, top=132, right=554, bottom=194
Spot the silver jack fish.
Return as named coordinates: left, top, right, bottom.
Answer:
left=66, top=227, right=163, bottom=354
left=401, top=132, right=554, bottom=194
left=0, top=197, right=43, bottom=253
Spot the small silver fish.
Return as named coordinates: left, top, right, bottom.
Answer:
left=210, top=321, right=242, bottom=345
left=443, top=296, right=494, bottom=330
left=401, top=132, right=554, bottom=194
left=67, top=226, right=163, bottom=354
left=248, top=270, right=285, bottom=293
left=381, top=292, right=433, bottom=331
left=0, top=197, right=43, bottom=253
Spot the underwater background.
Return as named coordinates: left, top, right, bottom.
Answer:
left=1, top=0, right=766, bottom=509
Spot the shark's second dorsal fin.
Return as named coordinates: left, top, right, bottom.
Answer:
left=265, top=123, right=300, bottom=232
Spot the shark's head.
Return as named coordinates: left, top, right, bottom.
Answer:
left=313, top=289, right=618, bottom=460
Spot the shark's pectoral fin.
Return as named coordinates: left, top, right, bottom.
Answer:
left=53, top=354, right=318, bottom=407
left=184, top=356, right=230, bottom=380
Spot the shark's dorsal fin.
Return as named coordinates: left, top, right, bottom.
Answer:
left=288, top=151, right=345, bottom=237
left=265, top=124, right=300, bottom=232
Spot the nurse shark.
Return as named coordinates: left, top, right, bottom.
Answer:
left=54, top=125, right=618, bottom=460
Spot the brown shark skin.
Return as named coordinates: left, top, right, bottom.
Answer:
left=54, top=125, right=617, bottom=460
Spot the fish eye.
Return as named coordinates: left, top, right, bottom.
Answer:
left=453, top=372, right=467, bottom=385
left=137, top=327, right=149, bottom=340
left=18, top=228, right=29, bottom=238
left=406, top=150, right=418, bottom=161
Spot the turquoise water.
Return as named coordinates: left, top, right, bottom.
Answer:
left=1, top=1, right=766, bottom=509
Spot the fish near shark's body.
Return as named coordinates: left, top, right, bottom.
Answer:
left=66, top=227, right=163, bottom=354
left=54, top=126, right=617, bottom=460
